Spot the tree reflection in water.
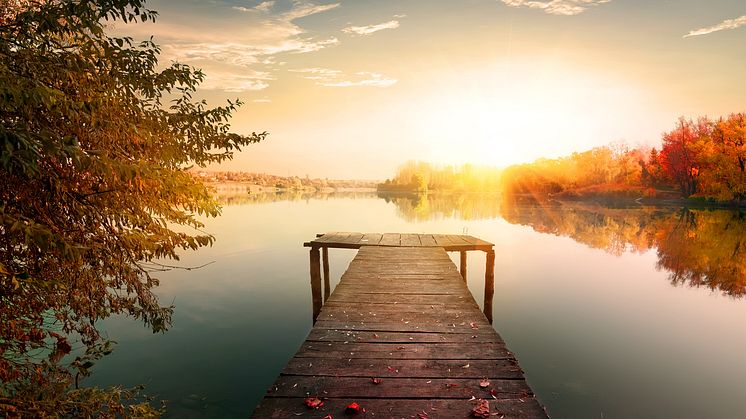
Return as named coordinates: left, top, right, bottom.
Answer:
left=386, top=193, right=746, bottom=297
left=214, top=189, right=746, bottom=297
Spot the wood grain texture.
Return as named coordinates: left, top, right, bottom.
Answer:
left=305, top=232, right=493, bottom=251
left=251, top=245, right=546, bottom=418
left=252, top=398, right=548, bottom=418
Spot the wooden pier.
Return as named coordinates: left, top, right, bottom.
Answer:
left=251, top=233, right=547, bottom=418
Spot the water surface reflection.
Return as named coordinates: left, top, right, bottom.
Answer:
left=385, top=193, right=746, bottom=297
left=87, top=191, right=746, bottom=418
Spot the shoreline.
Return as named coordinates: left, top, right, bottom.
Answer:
left=376, top=189, right=746, bottom=210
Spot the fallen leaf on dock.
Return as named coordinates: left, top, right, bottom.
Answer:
left=345, top=402, right=362, bottom=414
left=371, top=377, right=382, bottom=384
left=471, top=399, right=490, bottom=418
left=303, top=397, right=324, bottom=409
left=479, top=379, right=490, bottom=388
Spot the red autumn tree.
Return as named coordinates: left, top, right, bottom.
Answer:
left=659, top=117, right=711, bottom=197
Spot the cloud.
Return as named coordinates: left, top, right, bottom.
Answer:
left=232, top=2, right=274, bottom=13
left=325, top=72, right=397, bottom=87
left=252, top=98, right=272, bottom=103
left=283, top=2, right=340, bottom=21
left=291, top=68, right=397, bottom=87
left=114, top=2, right=341, bottom=92
left=289, top=67, right=342, bottom=80
left=233, top=1, right=335, bottom=17
left=342, top=20, right=400, bottom=36
left=161, top=36, right=338, bottom=69
left=199, top=69, right=275, bottom=92
left=500, top=0, right=610, bottom=16
left=255, top=1, right=275, bottom=12
left=684, top=15, right=746, bottom=38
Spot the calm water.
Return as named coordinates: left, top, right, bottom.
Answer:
left=87, top=192, right=746, bottom=418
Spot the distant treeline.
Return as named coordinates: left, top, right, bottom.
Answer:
left=378, top=161, right=502, bottom=193
left=192, top=170, right=378, bottom=190
left=214, top=190, right=376, bottom=206
left=503, top=113, right=745, bottom=203
left=381, top=113, right=745, bottom=204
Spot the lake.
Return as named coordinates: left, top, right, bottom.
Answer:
left=87, top=192, right=746, bottom=418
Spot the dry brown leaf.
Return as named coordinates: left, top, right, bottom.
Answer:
left=471, top=399, right=490, bottom=418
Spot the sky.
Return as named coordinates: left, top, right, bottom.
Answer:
left=116, top=0, right=746, bottom=179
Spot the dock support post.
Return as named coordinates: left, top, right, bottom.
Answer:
left=484, top=248, right=495, bottom=324
left=322, top=247, right=330, bottom=301
left=310, top=247, right=322, bottom=323
left=460, top=251, right=467, bottom=282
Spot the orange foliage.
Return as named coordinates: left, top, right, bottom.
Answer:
left=500, top=113, right=746, bottom=203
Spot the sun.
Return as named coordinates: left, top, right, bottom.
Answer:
left=409, top=59, right=644, bottom=168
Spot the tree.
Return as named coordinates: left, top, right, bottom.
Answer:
left=705, top=113, right=746, bottom=201
left=641, top=147, right=664, bottom=188
left=0, top=1, right=265, bottom=415
left=410, top=173, right=428, bottom=193
left=660, top=117, right=710, bottom=197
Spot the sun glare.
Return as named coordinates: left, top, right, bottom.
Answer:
left=411, top=60, right=643, bottom=168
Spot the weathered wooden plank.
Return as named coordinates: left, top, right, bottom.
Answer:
left=343, top=272, right=457, bottom=279
left=314, top=232, right=348, bottom=243
left=400, top=233, right=422, bottom=246
left=419, top=234, right=438, bottom=246
left=378, top=233, right=401, bottom=246
left=282, top=358, right=523, bottom=379
left=359, top=233, right=383, bottom=245
left=344, top=267, right=456, bottom=272
left=307, top=233, right=494, bottom=250
left=320, top=302, right=480, bottom=313
left=252, top=243, right=545, bottom=418
left=433, top=234, right=454, bottom=247
left=296, top=341, right=507, bottom=359
left=331, top=287, right=465, bottom=296
left=448, top=234, right=470, bottom=245
left=312, top=321, right=490, bottom=334
left=466, top=235, right=495, bottom=246
left=319, top=303, right=488, bottom=318
left=329, top=286, right=465, bottom=296
left=324, top=292, right=471, bottom=305
left=460, top=235, right=494, bottom=247
left=305, top=329, right=502, bottom=343
left=252, top=398, right=548, bottom=419
left=316, top=309, right=492, bottom=327
left=339, top=232, right=364, bottom=245
left=266, top=376, right=534, bottom=399
left=460, top=235, right=479, bottom=245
